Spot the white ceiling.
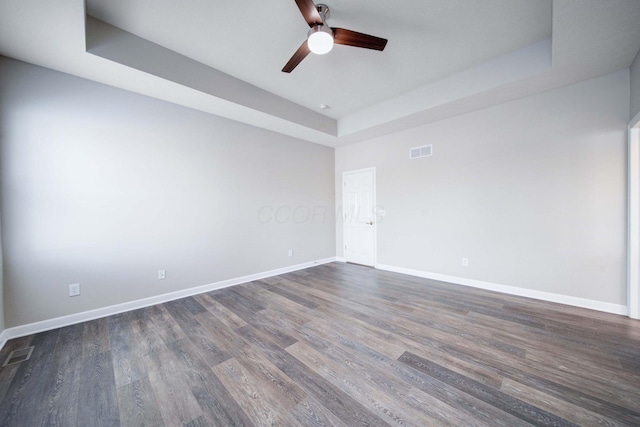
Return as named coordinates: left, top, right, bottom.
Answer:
left=1, top=0, right=640, bottom=147
left=86, top=0, right=552, bottom=119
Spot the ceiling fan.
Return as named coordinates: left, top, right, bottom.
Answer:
left=282, top=0, right=388, bottom=73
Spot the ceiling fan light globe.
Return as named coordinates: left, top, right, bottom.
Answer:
left=307, top=25, right=334, bottom=55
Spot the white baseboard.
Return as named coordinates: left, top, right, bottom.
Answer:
left=376, top=263, right=629, bottom=316
left=0, top=330, right=9, bottom=351
left=335, top=256, right=346, bottom=262
left=0, top=257, right=337, bottom=348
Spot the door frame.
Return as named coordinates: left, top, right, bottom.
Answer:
left=342, top=167, right=377, bottom=267
left=629, top=111, right=640, bottom=319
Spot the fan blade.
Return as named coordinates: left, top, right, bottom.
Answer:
left=295, top=0, right=323, bottom=26
left=282, top=41, right=311, bottom=73
left=332, top=28, right=388, bottom=51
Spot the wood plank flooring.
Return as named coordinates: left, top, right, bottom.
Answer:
left=1, top=262, right=639, bottom=426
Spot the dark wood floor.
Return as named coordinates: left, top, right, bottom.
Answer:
left=0, top=262, right=639, bottom=426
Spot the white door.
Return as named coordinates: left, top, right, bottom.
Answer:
left=343, top=168, right=376, bottom=266
left=629, top=124, right=640, bottom=319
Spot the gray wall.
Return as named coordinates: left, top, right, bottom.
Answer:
left=632, top=49, right=640, bottom=121
left=0, top=57, right=335, bottom=328
left=0, top=227, right=3, bottom=332
left=336, top=70, right=629, bottom=305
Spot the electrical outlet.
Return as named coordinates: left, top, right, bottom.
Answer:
left=462, top=257, right=469, bottom=267
left=158, top=270, right=166, bottom=280
left=69, top=283, right=80, bottom=297
left=288, top=249, right=293, bottom=257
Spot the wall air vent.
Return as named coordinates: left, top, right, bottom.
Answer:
left=410, top=144, right=432, bottom=159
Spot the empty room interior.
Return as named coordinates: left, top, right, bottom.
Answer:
left=1, top=0, right=640, bottom=425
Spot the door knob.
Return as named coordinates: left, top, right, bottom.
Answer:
left=366, top=221, right=374, bottom=225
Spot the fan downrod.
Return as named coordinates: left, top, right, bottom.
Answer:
left=316, top=4, right=330, bottom=22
